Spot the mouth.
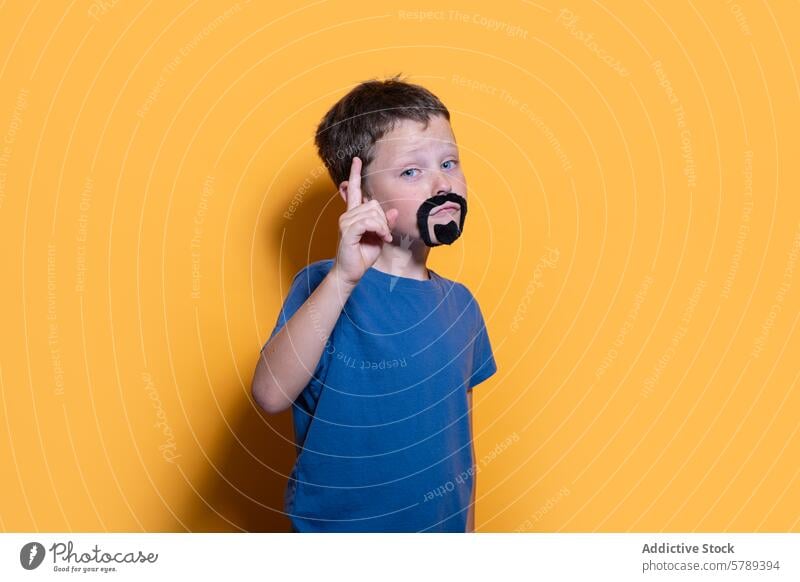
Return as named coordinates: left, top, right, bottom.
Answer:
left=430, top=202, right=461, bottom=217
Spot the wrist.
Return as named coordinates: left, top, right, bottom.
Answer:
left=327, top=264, right=358, bottom=294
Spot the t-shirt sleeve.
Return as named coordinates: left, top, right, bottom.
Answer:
left=262, top=262, right=330, bottom=351
left=467, top=296, right=497, bottom=390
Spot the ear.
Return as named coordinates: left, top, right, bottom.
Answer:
left=339, top=178, right=373, bottom=205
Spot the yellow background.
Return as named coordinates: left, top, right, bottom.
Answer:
left=1, top=0, right=798, bottom=532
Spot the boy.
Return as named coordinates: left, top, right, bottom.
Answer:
left=251, top=75, right=497, bottom=532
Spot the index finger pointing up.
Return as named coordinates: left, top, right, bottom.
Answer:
left=346, top=156, right=363, bottom=211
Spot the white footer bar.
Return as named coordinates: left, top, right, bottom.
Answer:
left=2, top=533, right=798, bottom=581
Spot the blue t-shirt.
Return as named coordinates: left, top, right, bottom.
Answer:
left=263, top=259, right=497, bottom=532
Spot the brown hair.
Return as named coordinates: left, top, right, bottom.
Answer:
left=314, top=74, right=450, bottom=196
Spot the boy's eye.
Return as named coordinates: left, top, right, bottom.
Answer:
left=442, top=159, right=458, bottom=170
left=401, top=168, right=420, bottom=178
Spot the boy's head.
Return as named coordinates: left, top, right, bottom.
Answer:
left=314, top=74, right=467, bottom=246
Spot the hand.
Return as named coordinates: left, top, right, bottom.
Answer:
left=333, top=157, right=399, bottom=287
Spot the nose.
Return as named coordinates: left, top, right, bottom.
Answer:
left=433, top=170, right=453, bottom=196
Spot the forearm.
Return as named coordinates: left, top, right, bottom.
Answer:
left=252, top=266, right=355, bottom=413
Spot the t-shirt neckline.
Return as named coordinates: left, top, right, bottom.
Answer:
left=362, top=264, right=442, bottom=293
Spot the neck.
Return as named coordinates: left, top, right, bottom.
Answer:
left=371, top=235, right=431, bottom=280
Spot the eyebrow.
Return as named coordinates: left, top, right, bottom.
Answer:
left=395, top=145, right=458, bottom=161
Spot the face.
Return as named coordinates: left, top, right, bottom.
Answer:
left=361, top=115, right=467, bottom=245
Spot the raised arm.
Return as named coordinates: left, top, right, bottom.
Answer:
left=251, top=157, right=398, bottom=414
left=251, top=266, right=355, bottom=414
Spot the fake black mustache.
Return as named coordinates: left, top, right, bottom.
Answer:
left=416, top=192, right=467, bottom=247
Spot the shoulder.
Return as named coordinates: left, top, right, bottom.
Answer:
left=451, top=280, right=494, bottom=332
left=285, top=259, right=334, bottom=297
left=292, top=258, right=334, bottom=282
left=435, top=272, right=475, bottom=303
left=434, top=273, right=481, bottom=315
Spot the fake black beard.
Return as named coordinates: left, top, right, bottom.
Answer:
left=416, top=192, right=468, bottom=247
